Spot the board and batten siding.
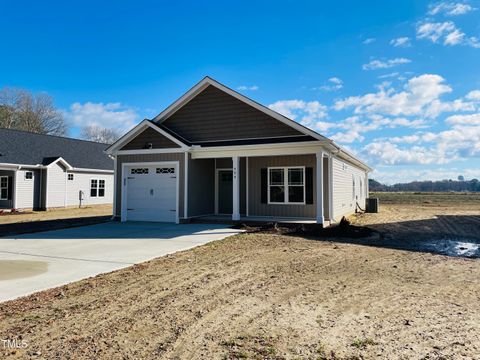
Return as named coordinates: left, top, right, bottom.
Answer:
left=65, top=172, right=113, bottom=207
left=46, top=163, right=67, bottom=208
left=247, top=155, right=316, bottom=218
left=187, top=156, right=215, bottom=217
left=15, top=169, right=40, bottom=209
left=115, top=153, right=185, bottom=218
left=331, top=157, right=368, bottom=220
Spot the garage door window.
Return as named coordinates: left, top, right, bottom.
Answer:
left=156, top=167, right=175, bottom=174
left=131, top=168, right=149, bottom=174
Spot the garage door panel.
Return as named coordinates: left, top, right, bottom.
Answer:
left=125, top=165, right=178, bottom=223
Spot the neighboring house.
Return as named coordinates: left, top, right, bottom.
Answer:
left=0, top=129, right=114, bottom=210
left=106, top=77, right=372, bottom=225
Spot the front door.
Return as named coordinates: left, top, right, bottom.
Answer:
left=217, top=170, right=233, bottom=215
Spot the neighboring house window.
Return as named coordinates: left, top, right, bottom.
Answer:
left=98, top=179, right=105, bottom=197
left=68, top=174, right=74, bottom=181
left=25, top=171, right=33, bottom=180
left=268, top=167, right=305, bottom=204
left=90, top=179, right=105, bottom=197
left=0, top=176, right=8, bottom=200
left=90, top=179, right=98, bottom=197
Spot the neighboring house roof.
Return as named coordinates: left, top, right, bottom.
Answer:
left=0, top=128, right=114, bottom=170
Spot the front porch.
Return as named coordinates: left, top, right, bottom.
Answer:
left=185, top=151, right=333, bottom=225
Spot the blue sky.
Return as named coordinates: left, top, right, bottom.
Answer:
left=1, top=0, right=480, bottom=184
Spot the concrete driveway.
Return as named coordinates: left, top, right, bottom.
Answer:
left=0, top=222, right=241, bottom=302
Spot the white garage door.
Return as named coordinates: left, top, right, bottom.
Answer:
left=125, top=164, right=177, bottom=222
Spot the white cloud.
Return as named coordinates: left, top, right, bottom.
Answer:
left=237, top=85, right=259, bottom=91
left=378, top=72, right=400, bottom=79
left=268, top=100, right=328, bottom=128
left=428, top=2, right=476, bottom=16
left=334, top=74, right=476, bottom=118
left=363, top=58, right=411, bottom=70
left=390, top=37, right=412, bottom=47
left=363, top=121, right=480, bottom=165
left=363, top=38, right=376, bottom=44
left=446, top=113, right=480, bottom=125
left=313, top=77, right=343, bottom=92
left=466, top=90, right=480, bottom=100
left=417, top=21, right=480, bottom=47
left=66, top=102, right=139, bottom=133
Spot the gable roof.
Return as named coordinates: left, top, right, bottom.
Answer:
left=0, top=128, right=113, bottom=170
left=153, top=76, right=331, bottom=143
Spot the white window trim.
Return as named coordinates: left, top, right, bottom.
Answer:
left=24, top=171, right=33, bottom=180
left=267, top=166, right=306, bottom=205
left=90, top=178, right=106, bottom=198
left=0, top=176, right=8, bottom=200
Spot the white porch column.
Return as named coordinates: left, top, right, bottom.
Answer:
left=232, top=156, right=240, bottom=220
left=316, top=152, right=324, bottom=224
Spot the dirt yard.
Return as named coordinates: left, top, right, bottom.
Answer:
left=1, top=195, right=479, bottom=359
left=0, top=205, right=112, bottom=225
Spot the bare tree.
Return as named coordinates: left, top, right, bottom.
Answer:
left=0, top=87, right=66, bottom=135
left=81, top=125, right=121, bottom=144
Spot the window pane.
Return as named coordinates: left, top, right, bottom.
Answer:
left=288, top=186, right=304, bottom=203
left=288, top=168, right=303, bottom=185
left=99, top=180, right=105, bottom=188
left=269, top=186, right=285, bottom=202
left=25, top=172, right=33, bottom=179
left=0, top=178, right=7, bottom=187
left=91, top=189, right=97, bottom=197
left=269, top=169, right=284, bottom=185
left=1, top=189, right=7, bottom=199
left=99, top=189, right=105, bottom=197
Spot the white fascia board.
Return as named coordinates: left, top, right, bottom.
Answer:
left=69, top=168, right=114, bottom=174
left=152, top=77, right=330, bottom=143
left=46, top=157, right=73, bottom=170
left=191, top=141, right=329, bottom=159
left=106, top=119, right=188, bottom=154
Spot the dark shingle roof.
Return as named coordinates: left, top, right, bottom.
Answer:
left=0, top=128, right=113, bottom=170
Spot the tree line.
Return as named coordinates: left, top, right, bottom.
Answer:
left=369, top=178, right=480, bottom=192
left=0, top=87, right=121, bottom=144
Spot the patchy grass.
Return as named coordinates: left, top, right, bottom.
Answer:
left=369, top=191, right=480, bottom=205
left=0, top=204, right=112, bottom=225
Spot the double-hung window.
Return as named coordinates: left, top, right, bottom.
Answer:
left=0, top=176, right=8, bottom=200
left=90, top=179, right=106, bottom=198
left=268, top=167, right=305, bottom=204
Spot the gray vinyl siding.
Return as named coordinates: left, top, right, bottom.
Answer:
left=15, top=169, right=40, bottom=209
left=187, top=156, right=215, bottom=217
left=248, top=155, right=316, bottom=218
left=65, top=172, right=114, bottom=207
left=115, top=153, right=185, bottom=217
left=121, top=127, right=181, bottom=150
left=162, top=85, right=303, bottom=143
left=46, top=163, right=67, bottom=208
left=0, top=170, right=14, bottom=208
left=332, top=157, right=368, bottom=221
